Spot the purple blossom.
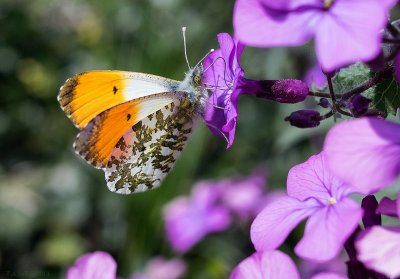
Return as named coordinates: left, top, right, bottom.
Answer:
left=67, top=251, right=117, bottom=279
left=324, top=117, right=400, bottom=194
left=229, top=250, right=301, bottom=279
left=163, top=182, right=231, bottom=253
left=203, top=33, right=245, bottom=148
left=356, top=226, right=400, bottom=278
left=233, top=0, right=397, bottom=71
left=130, top=257, right=186, bottom=279
left=203, top=33, right=309, bottom=147
left=251, top=152, right=363, bottom=262
left=229, top=250, right=345, bottom=279
left=217, top=171, right=270, bottom=219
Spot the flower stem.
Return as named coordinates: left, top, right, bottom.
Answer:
left=325, top=74, right=338, bottom=113
left=308, top=91, right=343, bottom=98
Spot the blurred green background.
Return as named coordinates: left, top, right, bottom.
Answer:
left=0, top=0, right=332, bottom=278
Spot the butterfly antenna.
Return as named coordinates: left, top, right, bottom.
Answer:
left=182, top=27, right=191, bottom=69
left=193, top=49, right=215, bottom=70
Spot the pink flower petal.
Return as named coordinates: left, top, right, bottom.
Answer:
left=287, top=152, right=351, bottom=202
left=311, top=272, right=347, bottom=279
left=376, top=197, right=398, bottom=217
left=295, top=198, right=362, bottom=262
left=356, top=226, right=400, bottom=278
left=233, top=0, right=321, bottom=47
left=229, top=250, right=300, bottom=279
left=314, top=0, right=391, bottom=71
left=67, top=251, right=117, bottom=279
left=251, top=196, right=317, bottom=252
left=324, top=118, right=400, bottom=194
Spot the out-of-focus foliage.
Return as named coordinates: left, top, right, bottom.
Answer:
left=0, top=0, right=328, bottom=278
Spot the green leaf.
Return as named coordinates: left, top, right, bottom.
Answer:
left=332, top=63, right=400, bottom=116
left=367, top=75, right=400, bottom=116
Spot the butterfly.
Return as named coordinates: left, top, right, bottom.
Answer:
left=58, top=28, right=213, bottom=194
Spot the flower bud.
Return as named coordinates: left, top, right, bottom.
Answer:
left=348, top=95, right=371, bottom=116
left=284, top=110, right=321, bottom=128
left=239, top=78, right=309, bottom=104
left=318, top=98, right=330, bottom=108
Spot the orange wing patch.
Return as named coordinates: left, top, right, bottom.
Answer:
left=74, top=100, right=141, bottom=168
left=58, top=71, right=127, bottom=128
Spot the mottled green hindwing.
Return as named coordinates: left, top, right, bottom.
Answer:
left=105, top=98, right=196, bottom=194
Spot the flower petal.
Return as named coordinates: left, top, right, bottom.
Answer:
left=311, top=272, right=347, bottom=279
left=251, top=196, right=317, bottom=252
left=229, top=250, right=300, bottom=279
left=295, top=198, right=362, bottom=262
left=315, top=0, right=395, bottom=71
left=376, top=196, right=398, bottom=218
left=356, top=226, right=400, bottom=278
left=234, top=0, right=321, bottom=47
left=287, top=152, right=350, bottom=202
left=67, top=251, right=117, bottom=279
left=324, top=118, right=400, bottom=194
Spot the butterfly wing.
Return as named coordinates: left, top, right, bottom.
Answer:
left=74, top=92, right=183, bottom=169
left=58, top=71, right=180, bottom=128
left=105, top=97, right=197, bottom=194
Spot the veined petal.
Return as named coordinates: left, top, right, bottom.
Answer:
left=356, top=226, right=400, bottom=278
left=315, top=0, right=395, bottom=71
left=234, top=0, right=321, bottom=47
left=251, top=196, right=318, bottom=252
left=229, top=250, right=300, bottom=279
left=287, top=152, right=350, bottom=202
left=295, top=198, right=362, bottom=262
left=324, top=118, right=400, bottom=194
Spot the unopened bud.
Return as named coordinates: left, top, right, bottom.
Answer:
left=348, top=95, right=371, bottom=116
left=285, top=110, right=321, bottom=128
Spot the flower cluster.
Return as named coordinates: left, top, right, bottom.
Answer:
left=163, top=172, right=275, bottom=253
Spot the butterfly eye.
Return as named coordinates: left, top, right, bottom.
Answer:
left=193, top=74, right=202, bottom=86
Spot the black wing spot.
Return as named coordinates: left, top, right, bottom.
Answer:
left=127, top=114, right=131, bottom=121
left=113, top=86, right=118, bottom=94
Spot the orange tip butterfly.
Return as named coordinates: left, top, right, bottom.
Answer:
left=58, top=27, right=213, bottom=194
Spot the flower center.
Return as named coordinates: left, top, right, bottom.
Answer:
left=327, top=197, right=337, bottom=205
left=323, top=0, right=334, bottom=9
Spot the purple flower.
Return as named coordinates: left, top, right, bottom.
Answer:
left=130, top=257, right=186, bottom=279
left=229, top=250, right=345, bottom=279
left=229, top=250, right=301, bottom=279
left=234, top=0, right=397, bottom=71
left=324, top=117, right=400, bottom=194
left=203, top=33, right=309, bottom=147
left=251, top=152, right=363, bottom=262
left=217, top=171, right=270, bottom=219
left=163, top=182, right=231, bottom=253
left=356, top=226, right=400, bottom=278
left=203, top=33, right=245, bottom=148
left=67, top=251, right=117, bottom=279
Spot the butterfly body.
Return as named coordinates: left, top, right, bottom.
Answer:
left=59, top=67, right=207, bottom=194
